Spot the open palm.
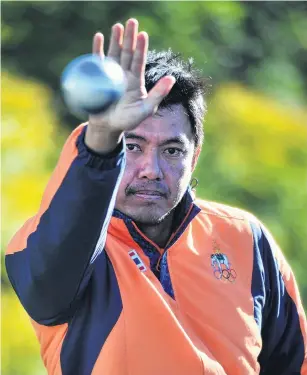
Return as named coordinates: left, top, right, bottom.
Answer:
left=89, top=19, right=175, bottom=132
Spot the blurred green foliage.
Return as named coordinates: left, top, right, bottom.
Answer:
left=1, top=2, right=307, bottom=375
left=2, top=1, right=307, bottom=127
left=1, top=71, right=66, bottom=375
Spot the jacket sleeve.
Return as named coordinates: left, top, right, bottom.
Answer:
left=250, top=221, right=307, bottom=375
left=5, top=124, right=126, bottom=326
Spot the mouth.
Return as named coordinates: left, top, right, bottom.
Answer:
left=132, top=190, right=165, bottom=200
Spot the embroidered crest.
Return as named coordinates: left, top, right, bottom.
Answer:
left=211, top=240, right=237, bottom=282
left=128, top=250, right=147, bottom=272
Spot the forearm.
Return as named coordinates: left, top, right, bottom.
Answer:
left=5, top=125, right=125, bottom=324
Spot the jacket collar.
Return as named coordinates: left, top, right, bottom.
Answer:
left=109, top=188, right=200, bottom=251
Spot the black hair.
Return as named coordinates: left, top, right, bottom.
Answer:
left=145, top=49, right=208, bottom=148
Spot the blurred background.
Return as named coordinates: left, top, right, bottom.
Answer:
left=1, top=1, right=307, bottom=374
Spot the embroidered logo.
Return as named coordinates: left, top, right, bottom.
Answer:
left=128, top=250, right=147, bottom=272
left=211, top=240, right=237, bottom=283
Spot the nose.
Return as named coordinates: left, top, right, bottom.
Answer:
left=137, top=150, right=163, bottom=181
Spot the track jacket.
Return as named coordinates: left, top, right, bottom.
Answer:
left=6, top=124, right=307, bottom=375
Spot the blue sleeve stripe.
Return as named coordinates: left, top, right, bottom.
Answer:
left=250, top=221, right=266, bottom=331
left=90, top=138, right=126, bottom=264
left=60, top=252, right=123, bottom=375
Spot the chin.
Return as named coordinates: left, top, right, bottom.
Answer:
left=126, top=206, right=171, bottom=225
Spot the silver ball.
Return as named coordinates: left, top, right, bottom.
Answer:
left=61, top=54, right=126, bottom=119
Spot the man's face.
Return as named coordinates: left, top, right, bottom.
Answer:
left=115, top=104, right=199, bottom=224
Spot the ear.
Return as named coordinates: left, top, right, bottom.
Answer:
left=191, top=146, right=201, bottom=173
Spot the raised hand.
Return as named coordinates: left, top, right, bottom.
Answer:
left=86, top=19, right=175, bottom=153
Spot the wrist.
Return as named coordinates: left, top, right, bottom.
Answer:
left=85, top=124, right=123, bottom=154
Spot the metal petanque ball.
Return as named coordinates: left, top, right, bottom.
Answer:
left=61, top=54, right=126, bottom=119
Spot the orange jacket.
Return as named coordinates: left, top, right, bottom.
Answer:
left=6, top=125, right=307, bottom=375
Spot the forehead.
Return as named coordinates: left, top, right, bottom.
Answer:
left=129, top=105, right=193, bottom=144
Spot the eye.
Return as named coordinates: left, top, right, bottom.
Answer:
left=164, top=147, right=184, bottom=157
left=126, top=143, right=141, bottom=152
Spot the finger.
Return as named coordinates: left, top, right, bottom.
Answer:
left=92, top=32, right=104, bottom=58
left=107, top=23, right=124, bottom=63
left=120, top=18, right=138, bottom=71
left=143, top=76, right=176, bottom=116
left=131, top=32, right=148, bottom=83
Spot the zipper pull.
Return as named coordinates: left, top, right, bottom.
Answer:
left=156, top=253, right=163, bottom=272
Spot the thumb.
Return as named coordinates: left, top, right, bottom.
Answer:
left=144, top=76, right=176, bottom=115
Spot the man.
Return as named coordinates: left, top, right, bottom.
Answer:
left=5, top=18, right=307, bottom=375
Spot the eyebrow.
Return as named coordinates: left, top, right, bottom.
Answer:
left=125, top=132, right=188, bottom=147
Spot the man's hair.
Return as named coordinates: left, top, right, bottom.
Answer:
left=145, top=49, right=208, bottom=149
